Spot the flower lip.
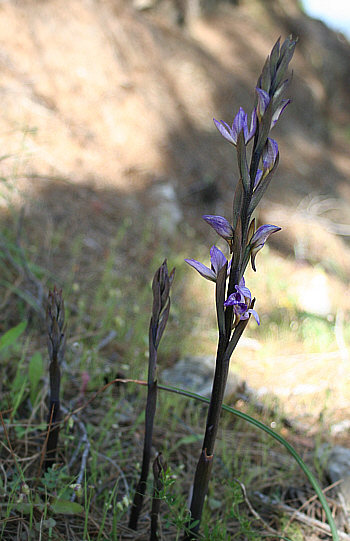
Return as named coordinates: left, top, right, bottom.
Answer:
left=224, top=278, right=259, bottom=324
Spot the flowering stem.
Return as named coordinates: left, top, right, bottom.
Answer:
left=185, top=36, right=296, bottom=538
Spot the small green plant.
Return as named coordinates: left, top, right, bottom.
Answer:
left=0, top=454, right=84, bottom=540
left=148, top=462, right=197, bottom=540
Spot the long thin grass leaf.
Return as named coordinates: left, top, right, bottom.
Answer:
left=0, top=321, right=27, bottom=352
left=155, top=383, right=339, bottom=541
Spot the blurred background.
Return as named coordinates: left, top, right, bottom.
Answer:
left=0, top=0, right=349, bottom=433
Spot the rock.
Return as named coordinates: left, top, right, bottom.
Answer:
left=133, top=0, right=156, bottom=11
left=331, top=420, right=350, bottom=437
left=160, top=356, right=241, bottom=399
left=149, top=182, right=183, bottom=235
left=317, top=444, right=350, bottom=506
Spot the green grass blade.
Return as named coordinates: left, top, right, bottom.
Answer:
left=0, top=321, right=27, bottom=352
left=157, top=383, right=339, bottom=541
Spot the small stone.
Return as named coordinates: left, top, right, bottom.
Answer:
left=133, top=0, right=156, bottom=11
left=149, top=182, right=183, bottom=235
left=331, top=420, right=350, bottom=437
left=161, top=356, right=241, bottom=399
left=317, top=444, right=350, bottom=507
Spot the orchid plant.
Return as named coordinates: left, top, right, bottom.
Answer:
left=129, top=261, right=174, bottom=531
left=45, top=287, right=67, bottom=471
left=184, top=35, right=297, bottom=539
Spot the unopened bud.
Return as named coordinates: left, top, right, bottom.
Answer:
left=21, top=482, right=30, bottom=495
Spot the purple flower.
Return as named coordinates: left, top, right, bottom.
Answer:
left=203, top=215, right=234, bottom=244
left=185, top=245, right=230, bottom=283
left=254, top=137, right=278, bottom=189
left=224, top=278, right=259, bottom=324
left=256, top=88, right=290, bottom=127
left=249, top=224, right=281, bottom=271
left=256, top=88, right=270, bottom=121
left=262, top=138, right=279, bottom=175
left=213, top=107, right=256, bottom=146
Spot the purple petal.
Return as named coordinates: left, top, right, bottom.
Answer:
left=236, top=284, right=252, bottom=301
left=250, top=224, right=281, bottom=271
left=271, top=99, right=291, bottom=127
left=262, top=138, right=279, bottom=172
left=209, top=245, right=227, bottom=275
left=235, top=107, right=256, bottom=144
left=235, top=302, right=249, bottom=315
left=214, top=107, right=256, bottom=147
left=233, top=108, right=247, bottom=140
left=224, top=277, right=252, bottom=306
left=203, top=215, right=234, bottom=240
left=185, top=259, right=216, bottom=282
left=248, top=309, right=260, bottom=325
left=213, top=119, right=237, bottom=145
left=240, top=308, right=260, bottom=324
left=254, top=169, right=263, bottom=188
left=251, top=224, right=281, bottom=246
left=256, top=88, right=270, bottom=119
left=224, top=293, right=240, bottom=307
left=247, top=108, right=257, bottom=142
